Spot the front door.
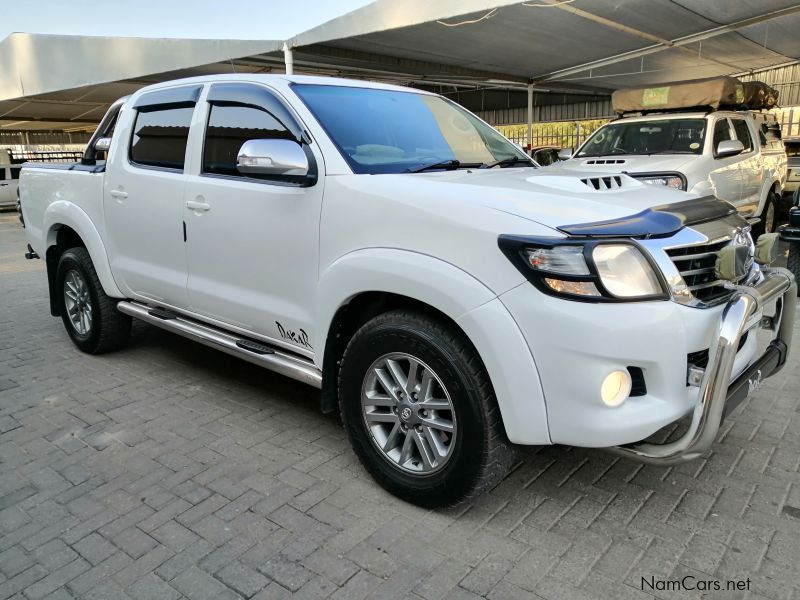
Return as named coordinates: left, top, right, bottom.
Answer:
left=104, top=88, right=200, bottom=307
left=182, top=83, right=324, bottom=355
left=707, top=117, right=743, bottom=207
left=730, top=117, right=762, bottom=217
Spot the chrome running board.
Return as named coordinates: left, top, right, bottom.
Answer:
left=117, top=301, right=322, bottom=388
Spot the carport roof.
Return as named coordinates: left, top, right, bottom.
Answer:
left=2, top=0, right=800, bottom=132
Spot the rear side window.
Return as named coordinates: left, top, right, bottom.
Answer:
left=731, top=119, right=753, bottom=152
left=130, top=106, right=194, bottom=170
left=712, top=119, right=732, bottom=150
left=0, top=168, right=5, bottom=181
left=10, top=166, right=20, bottom=180
left=202, top=104, right=295, bottom=177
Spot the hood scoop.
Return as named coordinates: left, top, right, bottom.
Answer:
left=581, top=175, right=623, bottom=191
left=525, top=174, right=637, bottom=193
left=583, top=158, right=627, bottom=165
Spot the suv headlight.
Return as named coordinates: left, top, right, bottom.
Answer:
left=499, top=236, right=667, bottom=302
left=631, top=172, right=686, bottom=191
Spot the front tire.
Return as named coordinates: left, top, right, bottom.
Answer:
left=56, top=247, right=131, bottom=354
left=338, top=310, right=514, bottom=507
left=788, top=242, right=800, bottom=297
left=754, top=191, right=779, bottom=237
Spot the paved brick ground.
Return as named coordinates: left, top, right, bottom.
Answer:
left=2, top=210, right=800, bottom=600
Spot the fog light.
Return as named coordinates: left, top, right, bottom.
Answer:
left=601, top=370, right=632, bottom=407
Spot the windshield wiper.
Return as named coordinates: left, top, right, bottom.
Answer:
left=407, top=159, right=481, bottom=173
left=480, top=157, right=537, bottom=169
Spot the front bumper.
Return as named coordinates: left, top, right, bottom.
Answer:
left=610, top=267, right=796, bottom=465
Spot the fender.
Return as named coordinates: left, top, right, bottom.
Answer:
left=43, top=201, right=124, bottom=298
left=316, top=248, right=550, bottom=445
left=755, top=175, right=782, bottom=216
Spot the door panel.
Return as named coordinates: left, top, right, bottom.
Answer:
left=707, top=117, right=743, bottom=207
left=183, top=90, right=323, bottom=354
left=730, top=117, right=762, bottom=215
left=104, top=102, right=194, bottom=306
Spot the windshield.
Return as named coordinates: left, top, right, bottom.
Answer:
left=293, top=84, right=529, bottom=174
left=577, top=118, right=706, bottom=157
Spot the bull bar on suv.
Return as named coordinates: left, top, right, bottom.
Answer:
left=612, top=267, right=796, bottom=464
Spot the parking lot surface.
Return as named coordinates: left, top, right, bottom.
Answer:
left=2, top=211, right=800, bottom=600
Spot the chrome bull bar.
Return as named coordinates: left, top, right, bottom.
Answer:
left=611, top=267, right=796, bottom=465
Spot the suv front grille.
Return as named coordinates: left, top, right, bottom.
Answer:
left=666, top=238, right=733, bottom=306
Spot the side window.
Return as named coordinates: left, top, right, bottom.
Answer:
left=129, top=106, right=194, bottom=170
left=712, top=119, right=731, bottom=154
left=10, top=166, right=21, bottom=180
left=202, top=104, right=295, bottom=178
left=0, top=168, right=5, bottom=181
left=731, top=119, right=753, bottom=152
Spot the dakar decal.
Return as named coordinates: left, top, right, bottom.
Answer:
left=276, top=321, right=312, bottom=350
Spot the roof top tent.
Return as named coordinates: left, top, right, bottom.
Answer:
left=611, top=76, right=780, bottom=114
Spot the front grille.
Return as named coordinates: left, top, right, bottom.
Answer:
left=666, top=238, right=733, bottom=305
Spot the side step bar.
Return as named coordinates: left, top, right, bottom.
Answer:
left=117, top=301, right=322, bottom=388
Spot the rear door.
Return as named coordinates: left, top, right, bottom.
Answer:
left=103, top=85, right=201, bottom=307
left=182, top=82, right=324, bottom=354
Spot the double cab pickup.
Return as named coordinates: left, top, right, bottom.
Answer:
left=19, top=75, right=796, bottom=506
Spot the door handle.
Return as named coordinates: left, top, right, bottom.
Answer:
left=185, top=199, right=211, bottom=212
left=109, top=189, right=128, bottom=200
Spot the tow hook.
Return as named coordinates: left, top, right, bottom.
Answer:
left=24, top=244, right=39, bottom=260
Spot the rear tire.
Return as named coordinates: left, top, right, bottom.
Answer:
left=338, top=309, right=514, bottom=507
left=56, top=247, right=131, bottom=354
left=754, top=191, right=779, bottom=237
left=788, top=243, right=800, bottom=298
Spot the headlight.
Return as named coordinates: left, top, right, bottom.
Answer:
left=498, top=236, right=667, bottom=302
left=632, top=173, right=686, bottom=191
left=592, top=244, right=663, bottom=297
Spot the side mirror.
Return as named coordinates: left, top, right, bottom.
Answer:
left=93, top=137, right=112, bottom=153
left=716, top=139, right=744, bottom=158
left=237, top=139, right=308, bottom=177
left=557, top=148, right=573, bottom=160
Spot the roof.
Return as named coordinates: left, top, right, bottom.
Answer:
left=2, top=0, right=799, bottom=132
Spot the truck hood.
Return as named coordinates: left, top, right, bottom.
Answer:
left=388, top=167, right=699, bottom=232
left=552, top=154, right=696, bottom=176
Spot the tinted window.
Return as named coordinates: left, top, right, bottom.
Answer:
left=712, top=119, right=732, bottom=150
left=0, top=168, right=5, bottom=181
left=10, top=166, right=20, bottom=180
left=577, top=119, right=706, bottom=157
left=203, top=104, right=294, bottom=177
left=534, top=149, right=558, bottom=166
left=293, top=84, right=527, bottom=174
left=130, top=106, right=193, bottom=170
left=731, top=119, right=753, bottom=152
left=786, top=143, right=800, bottom=157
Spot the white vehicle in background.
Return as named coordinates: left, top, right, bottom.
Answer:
left=558, top=78, right=788, bottom=236
left=18, top=74, right=797, bottom=506
left=0, top=149, right=21, bottom=209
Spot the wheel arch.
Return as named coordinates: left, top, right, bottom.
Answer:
left=316, top=248, right=550, bottom=445
left=43, top=202, right=124, bottom=315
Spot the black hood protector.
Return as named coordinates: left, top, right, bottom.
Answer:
left=558, top=196, right=741, bottom=239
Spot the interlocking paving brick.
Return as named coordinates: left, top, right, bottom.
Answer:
left=2, top=213, right=800, bottom=600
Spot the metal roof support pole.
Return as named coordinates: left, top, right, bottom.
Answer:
left=283, top=42, right=294, bottom=75
left=526, top=83, right=533, bottom=150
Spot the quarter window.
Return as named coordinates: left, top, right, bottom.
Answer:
left=731, top=119, right=753, bottom=152
left=202, top=104, right=295, bottom=178
left=129, top=106, right=194, bottom=170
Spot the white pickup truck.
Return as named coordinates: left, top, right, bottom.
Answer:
left=19, top=75, right=796, bottom=506
left=558, top=111, right=788, bottom=236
